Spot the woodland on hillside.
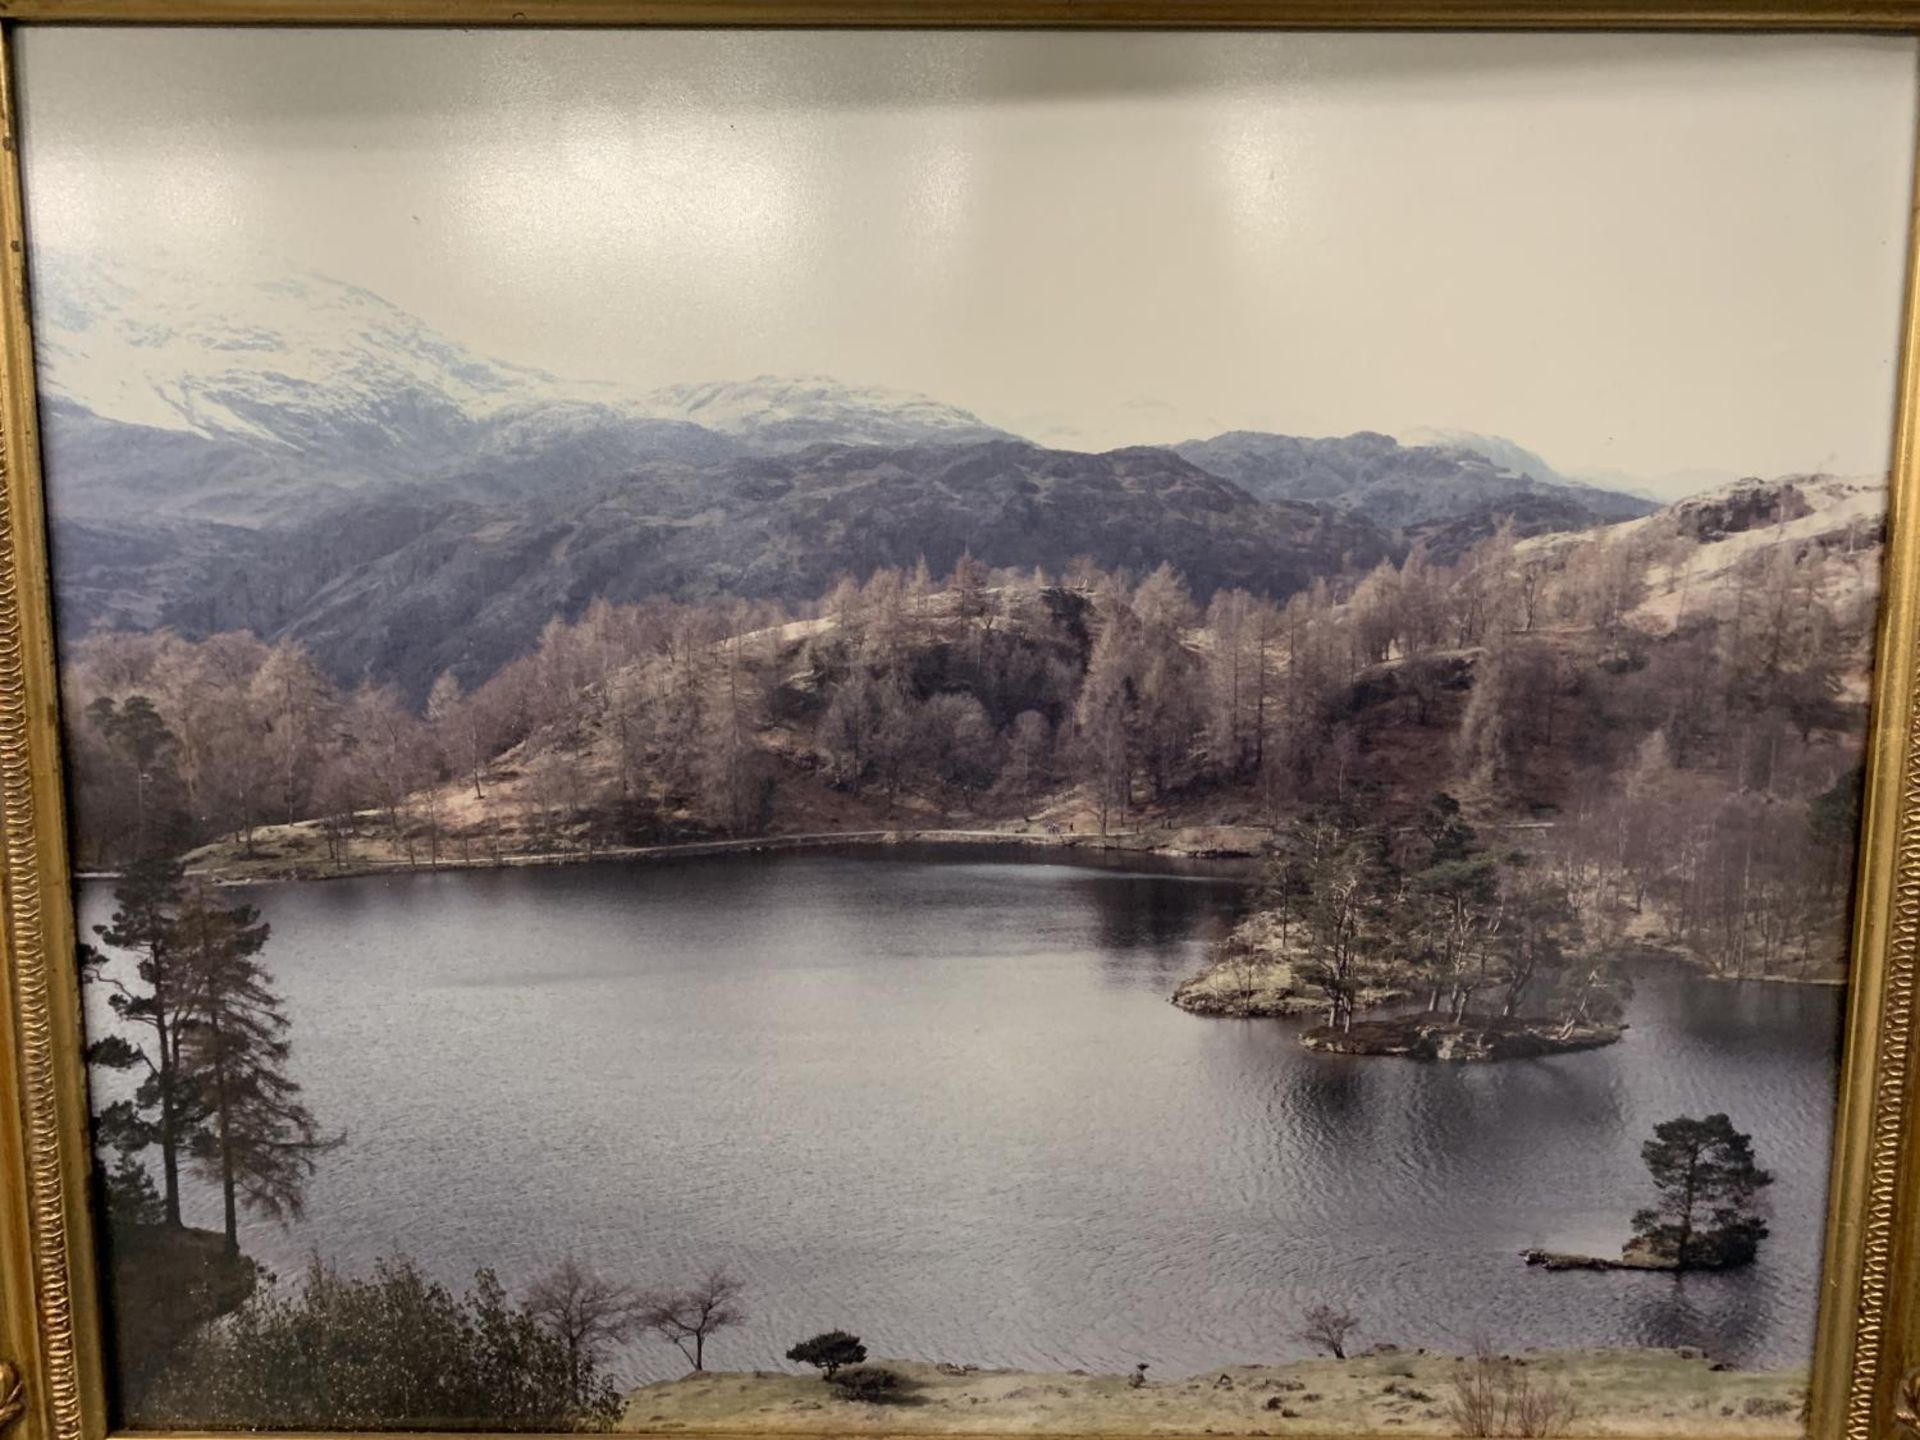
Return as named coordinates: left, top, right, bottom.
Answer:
left=64, top=490, right=1873, bottom=984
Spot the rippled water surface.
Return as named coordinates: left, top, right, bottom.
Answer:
left=79, top=848, right=1842, bottom=1378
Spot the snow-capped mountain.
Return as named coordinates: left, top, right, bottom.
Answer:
left=31, top=255, right=598, bottom=469
left=32, top=254, right=1016, bottom=481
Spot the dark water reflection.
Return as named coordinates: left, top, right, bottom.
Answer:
left=78, top=848, right=1839, bottom=1380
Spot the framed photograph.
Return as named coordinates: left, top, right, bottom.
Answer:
left=5, top=6, right=1920, bottom=1440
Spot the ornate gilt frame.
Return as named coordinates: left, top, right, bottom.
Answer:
left=0, top=6, right=1917, bottom=1439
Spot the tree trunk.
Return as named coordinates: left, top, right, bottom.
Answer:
left=157, top=1014, right=182, bottom=1228
left=211, top=1012, right=240, bottom=1256
left=1676, top=1154, right=1699, bottom=1269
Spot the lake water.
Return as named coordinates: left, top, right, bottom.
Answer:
left=78, top=848, right=1843, bottom=1380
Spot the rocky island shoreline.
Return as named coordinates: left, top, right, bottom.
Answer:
left=1302, top=1014, right=1625, bottom=1062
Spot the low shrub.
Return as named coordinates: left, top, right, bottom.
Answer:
left=829, top=1365, right=905, bottom=1403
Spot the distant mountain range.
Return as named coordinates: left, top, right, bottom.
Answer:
left=1173, top=430, right=1653, bottom=532
left=36, top=257, right=1664, bottom=700
left=33, top=257, right=1014, bottom=496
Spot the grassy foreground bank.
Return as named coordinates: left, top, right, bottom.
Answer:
left=621, top=1350, right=1803, bottom=1436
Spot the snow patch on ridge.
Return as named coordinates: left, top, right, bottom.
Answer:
left=32, top=254, right=1014, bottom=464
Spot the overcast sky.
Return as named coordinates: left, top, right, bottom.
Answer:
left=12, top=27, right=1919, bottom=486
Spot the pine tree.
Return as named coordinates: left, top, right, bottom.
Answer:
left=173, top=882, right=337, bottom=1255
left=1630, top=1113, right=1773, bottom=1269
left=83, top=858, right=201, bottom=1227
left=82, top=695, right=191, bottom=864
left=786, top=1330, right=867, bottom=1379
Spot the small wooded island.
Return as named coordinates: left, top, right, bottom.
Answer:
left=1525, top=1114, right=1775, bottom=1273
left=1171, top=795, right=1629, bottom=1060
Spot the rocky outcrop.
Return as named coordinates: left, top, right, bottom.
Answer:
left=1171, top=964, right=1327, bottom=1019
left=1670, top=479, right=1814, bottom=542
left=1300, top=1015, right=1623, bottom=1062
left=1174, top=981, right=1412, bottom=1020
left=1522, top=1247, right=1676, bottom=1273
left=1523, top=1234, right=1754, bottom=1274
left=1169, top=928, right=1407, bottom=1019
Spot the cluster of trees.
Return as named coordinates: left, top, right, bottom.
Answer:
left=141, top=1257, right=625, bottom=1429
left=64, top=589, right=882, bottom=868
left=1229, top=795, right=1625, bottom=1035
left=1522, top=740, right=1862, bottom=981
left=63, top=508, right=1871, bottom=976
left=83, top=859, right=334, bottom=1256
left=128, top=1247, right=750, bottom=1428
left=69, top=633, right=446, bottom=869
left=80, top=855, right=342, bottom=1417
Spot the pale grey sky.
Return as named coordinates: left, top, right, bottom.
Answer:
left=13, top=27, right=1920, bottom=482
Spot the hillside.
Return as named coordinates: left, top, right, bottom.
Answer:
left=1174, top=429, right=1655, bottom=531
left=69, top=440, right=1387, bottom=703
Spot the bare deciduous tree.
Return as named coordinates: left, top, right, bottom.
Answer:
left=639, top=1267, right=747, bottom=1372
left=1448, top=1342, right=1580, bottom=1437
left=526, top=1257, right=644, bottom=1391
left=1296, top=1302, right=1361, bottom=1360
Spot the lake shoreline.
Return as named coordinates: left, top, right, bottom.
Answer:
left=81, top=826, right=1849, bottom=994
left=1168, top=936, right=1846, bottom=1010
left=81, top=823, right=1273, bottom=888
